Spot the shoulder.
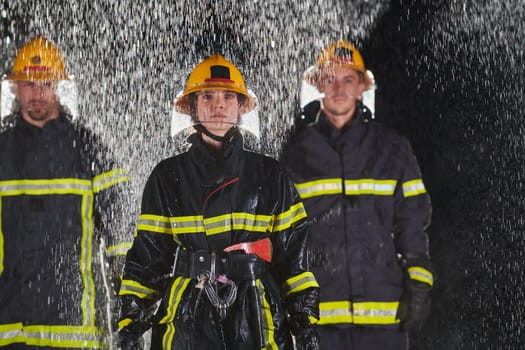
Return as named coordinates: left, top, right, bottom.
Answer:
left=366, top=120, right=411, bottom=149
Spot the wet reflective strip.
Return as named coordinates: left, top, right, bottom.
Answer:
left=408, top=266, right=434, bottom=286
left=0, top=179, right=92, bottom=196
left=318, top=301, right=400, bottom=325
left=283, top=271, right=320, bottom=297
left=160, top=277, right=191, bottom=350
left=294, top=178, right=343, bottom=199
left=106, top=241, right=133, bottom=257
left=402, top=179, right=426, bottom=197
left=203, top=213, right=272, bottom=235
left=119, top=279, right=161, bottom=299
left=272, top=202, right=307, bottom=232
left=344, top=179, right=397, bottom=195
left=80, top=194, right=96, bottom=326
left=137, top=214, right=204, bottom=235
left=0, top=324, right=107, bottom=348
left=256, top=279, right=278, bottom=350
left=159, top=276, right=191, bottom=324
left=92, top=168, right=129, bottom=193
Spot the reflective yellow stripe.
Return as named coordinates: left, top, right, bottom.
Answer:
left=256, top=279, right=278, bottom=350
left=402, top=179, right=426, bottom=197
left=344, top=179, right=397, bottom=195
left=0, top=323, right=108, bottom=348
left=204, top=213, right=272, bottom=235
left=119, top=279, right=161, bottom=299
left=106, top=241, right=133, bottom=257
left=0, top=178, right=92, bottom=196
left=162, top=323, right=177, bottom=350
left=160, top=277, right=191, bottom=350
left=272, top=202, right=307, bottom=232
left=283, top=272, right=319, bottom=297
left=118, top=318, right=133, bottom=330
left=137, top=214, right=204, bottom=235
left=408, top=266, right=434, bottom=286
left=159, top=276, right=191, bottom=324
left=294, top=178, right=343, bottom=199
left=138, top=208, right=304, bottom=238
left=80, top=194, right=96, bottom=326
left=92, top=168, right=129, bottom=193
left=318, top=301, right=400, bottom=325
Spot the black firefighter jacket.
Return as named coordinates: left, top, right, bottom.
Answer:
left=119, top=131, right=319, bottom=350
left=0, top=114, right=130, bottom=349
left=281, top=108, right=433, bottom=330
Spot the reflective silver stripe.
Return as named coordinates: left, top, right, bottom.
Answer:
left=106, top=242, right=133, bottom=257
left=408, top=266, right=434, bottom=286
left=318, top=301, right=400, bottom=325
left=256, top=280, right=279, bottom=349
left=137, top=214, right=204, bottom=235
left=92, top=168, right=129, bottom=193
left=344, top=179, right=396, bottom=195
left=272, top=202, right=307, bottom=232
left=119, top=279, right=161, bottom=299
left=80, top=194, right=96, bottom=326
left=284, top=271, right=319, bottom=296
left=402, top=179, right=426, bottom=197
left=0, top=179, right=91, bottom=195
left=0, top=324, right=107, bottom=348
left=294, top=179, right=343, bottom=199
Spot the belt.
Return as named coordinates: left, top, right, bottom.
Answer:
left=172, top=239, right=271, bottom=281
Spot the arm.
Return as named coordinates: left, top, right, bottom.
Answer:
left=117, top=166, right=179, bottom=345
left=270, top=169, right=320, bottom=349
left=393, top=139, right=434, bottom=330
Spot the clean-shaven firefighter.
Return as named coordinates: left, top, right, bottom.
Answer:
left=118, top=54, right=320, bottom=350
left=281, top=41, right=434, bottom=350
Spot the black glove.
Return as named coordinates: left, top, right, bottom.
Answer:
left=287, top=287, right=320, bottom=350
left=396, top=279, right=432, bottom=331
left=289, top=314, right=320, bottom=350
left=118, top=295, right=153, bottom=350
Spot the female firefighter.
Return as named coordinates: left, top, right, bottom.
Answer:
left=117, top=54, right=320, bottom=350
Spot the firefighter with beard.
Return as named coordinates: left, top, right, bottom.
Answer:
left=117, top=54, right=320, bottom=350
left=281, top=41, right=434, bottom=349
left=0, top=36, right=130, bottom=349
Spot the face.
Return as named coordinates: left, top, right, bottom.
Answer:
left=316, top=65, right=367, bottom=127
left=195, top=89, right=241, bottom=137
left=15, top=80, right=60, bottom=128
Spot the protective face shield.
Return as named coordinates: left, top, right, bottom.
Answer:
left=172, top=54, right=260, bottom=140
left=1, top=36, right=78, bottom=122
left=170, top=88, right=260, bottom=140
left=300, top=41, right=376, bottom=122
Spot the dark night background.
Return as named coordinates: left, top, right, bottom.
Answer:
left=2, top=0, right=524, bottom=349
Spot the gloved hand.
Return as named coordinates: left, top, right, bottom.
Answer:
left=117, top=295, right=152, bottom=350
left=289, top=314, right=320, bottom=350
left=118, top=327, right=145, bottom=350
left=396, top=279, right=432, bottom=331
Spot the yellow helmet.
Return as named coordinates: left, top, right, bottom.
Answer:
left=7, top=36, right=68, bottom=81
left=305, top=40, right=371, bottom=88
left=175, top=54, right=256, bottom=115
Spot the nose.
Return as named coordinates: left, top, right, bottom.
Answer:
left=212, top=95, right=225, bottom=110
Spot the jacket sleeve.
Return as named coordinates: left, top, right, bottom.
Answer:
left=393, top=138, right=434, bottom=287
left=117, top=165, right=179, bottom=331
left=269, top=167, right=320, bottom=328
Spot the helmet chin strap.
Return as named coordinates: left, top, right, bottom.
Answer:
left=194, top=124, right=238, bottom=143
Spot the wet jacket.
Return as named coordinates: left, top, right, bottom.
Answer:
left=0, top=114, right=130, bottom=348
left=281, top=107, right=433, bottom=330
left=119, top=131, right=319, bottom=350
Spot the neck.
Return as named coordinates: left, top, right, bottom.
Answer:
left=323, top=106, right=355, bottom=130
left=202, top=133, right=224, bottom=151
left=20, top=110, right=60, bottom=129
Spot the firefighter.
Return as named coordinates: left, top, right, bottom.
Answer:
left=281, top=41, right=434, bottom=349
left=117, top=54, right=320, bottom=350
left=0, top=36, right=131, bottom=348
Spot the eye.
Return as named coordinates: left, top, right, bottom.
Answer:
left=224, top=92, right=236, bottom=100
left=200, top=93, right=213, bottom=100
